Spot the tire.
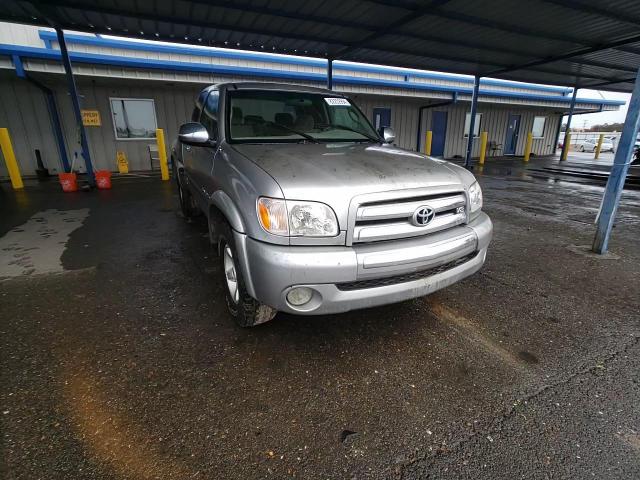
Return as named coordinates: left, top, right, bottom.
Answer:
left=218, top=223, right=277, bottom=327
left=173, top=159, right=199, bottom=219
left=579, top=145, right=585, bottom=152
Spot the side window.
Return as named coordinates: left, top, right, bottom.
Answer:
left=191, top=89, right=208, bottom=122
left=191, top=106, right=201, bottom=122
left=200, top=91, right=220, bottom=140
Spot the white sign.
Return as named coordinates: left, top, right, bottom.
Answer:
left=324, top=97, right=351, bottom=106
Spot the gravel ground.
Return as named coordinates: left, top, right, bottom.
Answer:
left=1, top=165, right=639, bottom=479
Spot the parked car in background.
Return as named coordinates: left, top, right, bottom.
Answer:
left=575, top=138, right=615, bottom=153
left=172, top=82, right=493, bottom=326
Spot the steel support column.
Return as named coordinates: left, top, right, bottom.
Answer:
left=327, top=58, right=333, bottom=90
left=464, top=75, right=480, bottom=168
left=559, top=87, right=578, bottom=162
left=13, top=54, right=70, bottom=172
left=592, top=68, right=640, bottom=254
left=55, top=28, right=94, bottom=185
left=553, top=113, right=563, bottom=156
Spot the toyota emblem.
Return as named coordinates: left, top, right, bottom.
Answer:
left=412, top=206, right=435, bottom=227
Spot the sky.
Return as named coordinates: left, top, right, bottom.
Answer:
left=568, top=89, right=631, bottom=128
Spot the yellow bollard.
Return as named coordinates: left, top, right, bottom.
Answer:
left=594, top=133, right=604, bottom=160
left=156, top=128, right=170, bottom=181
left=562, top=133, right=571, bottom=161
left=479, top=131, right=488, bottom=165
left=425, top=131, right=433, bottom=155
left=0, top=128, right=24, bottom=189
left=524, top=132, right=533, bottom=162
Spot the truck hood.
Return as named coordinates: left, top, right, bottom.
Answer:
left=231, top=142, right=468, bottom=229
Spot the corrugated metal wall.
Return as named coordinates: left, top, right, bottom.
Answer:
left=419, top=102, right=561, bottom=158
left=68, top=81, right=198, bottom=172
left=0, top=75, right=564, bottom=176
left=351, top=95, right=561, bottom=158
left=0, top=75, right=199, bottom=175
left=0, top=75, right=61, bottom=177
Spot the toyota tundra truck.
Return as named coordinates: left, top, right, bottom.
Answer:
left=172, top=82, right=492, bottom=326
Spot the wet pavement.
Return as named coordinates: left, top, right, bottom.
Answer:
left=1, top=162, right=639, bottom=479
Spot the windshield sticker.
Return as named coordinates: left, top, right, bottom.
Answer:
left=324, top=97, right=351, bottom=106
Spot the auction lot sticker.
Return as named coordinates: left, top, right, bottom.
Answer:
left=324, top=97, right=351, bottom=106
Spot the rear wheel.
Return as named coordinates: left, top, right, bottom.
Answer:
left=219, top=223, right=277, bottom=327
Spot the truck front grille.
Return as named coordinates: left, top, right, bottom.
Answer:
left=336, top=252, right=477, bottom=291
left=351, top=191, right=466, bottom=243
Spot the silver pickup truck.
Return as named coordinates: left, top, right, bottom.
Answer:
left=172, top=82, right=492, bottom=326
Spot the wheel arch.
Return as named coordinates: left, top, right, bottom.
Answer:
left=208, top=191, right=246, bottom=250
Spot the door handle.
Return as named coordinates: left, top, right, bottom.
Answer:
left=185, top=145, right=191, bottom=151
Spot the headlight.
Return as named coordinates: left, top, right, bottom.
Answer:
left=257, top=198, right=339, bottom=237
left=288, top=200, right=338, bottom=236
left=468, top=181, right=483, bottom=214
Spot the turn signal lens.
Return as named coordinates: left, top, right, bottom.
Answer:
left=257, top=197, right=289, bottom=236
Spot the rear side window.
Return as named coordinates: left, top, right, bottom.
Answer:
left=200, top=91, right=220, bottom=140
left=191, top=106, right=201, bottom=122
left=191, top=89, right=210, bottom=121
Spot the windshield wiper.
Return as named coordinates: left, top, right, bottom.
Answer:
left=266, top=121, right=319, bottom=143
left=323, top=124, right=380, bottom=143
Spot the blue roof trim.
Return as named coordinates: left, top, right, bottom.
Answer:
left=1, top=44, right=625, bottom=107
left=37, top=30, right=574, bottom=95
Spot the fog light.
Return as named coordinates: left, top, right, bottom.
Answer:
left=287, top=287, right=313, bottom=306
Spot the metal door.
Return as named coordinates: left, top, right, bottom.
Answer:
left=504, top=114, right=521, bottom=155
left=372, top=107, right=391, bottom=133
left=431, top=111, right=448, bottom=156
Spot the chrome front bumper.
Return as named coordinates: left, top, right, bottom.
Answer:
left=235, top=212, right=492, bottom=315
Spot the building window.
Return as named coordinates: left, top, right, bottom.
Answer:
left=110, top=98, right=157, bottom=140
left=532, top=116, right=546, bottom=138
left=463, top=112, right=482, bottom=137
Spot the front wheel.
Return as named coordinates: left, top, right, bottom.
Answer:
left=219, top=225, right=277, bottom=327
left=579, top=145, right=585, bottom=152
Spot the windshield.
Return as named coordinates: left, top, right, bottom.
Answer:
left=227, top=90, right=380, bottom=143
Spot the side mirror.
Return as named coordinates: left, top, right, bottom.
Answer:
left=381, top=127, right=395, bottom=144
left=178, top=122, right=211, bottom=146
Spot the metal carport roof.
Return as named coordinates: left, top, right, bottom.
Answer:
left=2, top=0, right=640, bottom=92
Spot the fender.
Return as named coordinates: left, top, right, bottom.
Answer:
left=209, top=190, right=246, bottom=233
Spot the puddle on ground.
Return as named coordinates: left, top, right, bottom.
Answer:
left=0, top=209, right=89, bottom=279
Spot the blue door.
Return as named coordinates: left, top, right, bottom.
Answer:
left=431, top=111, right=447, bottom=156
left=504, top=114, right=521, bottom=155
left=373, top=107, right=391, bottom=133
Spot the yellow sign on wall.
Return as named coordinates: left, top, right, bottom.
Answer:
left=81, top=109, right=101, bottom=126
left=116, top=151, right=129, bottom=174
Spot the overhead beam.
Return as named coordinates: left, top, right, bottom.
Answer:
left=537, top=0, right=640, bottom=26
left=488, top=32, right=640, bottom=76
left=587, top=76, right=638, bottom=88
left=166, top=0, right=640, bottom=75
left=33, top=0, right=345, bottom=51
left=365, top=0, right=638, bottom=57
left=334, top=0, right=452, bottom=58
